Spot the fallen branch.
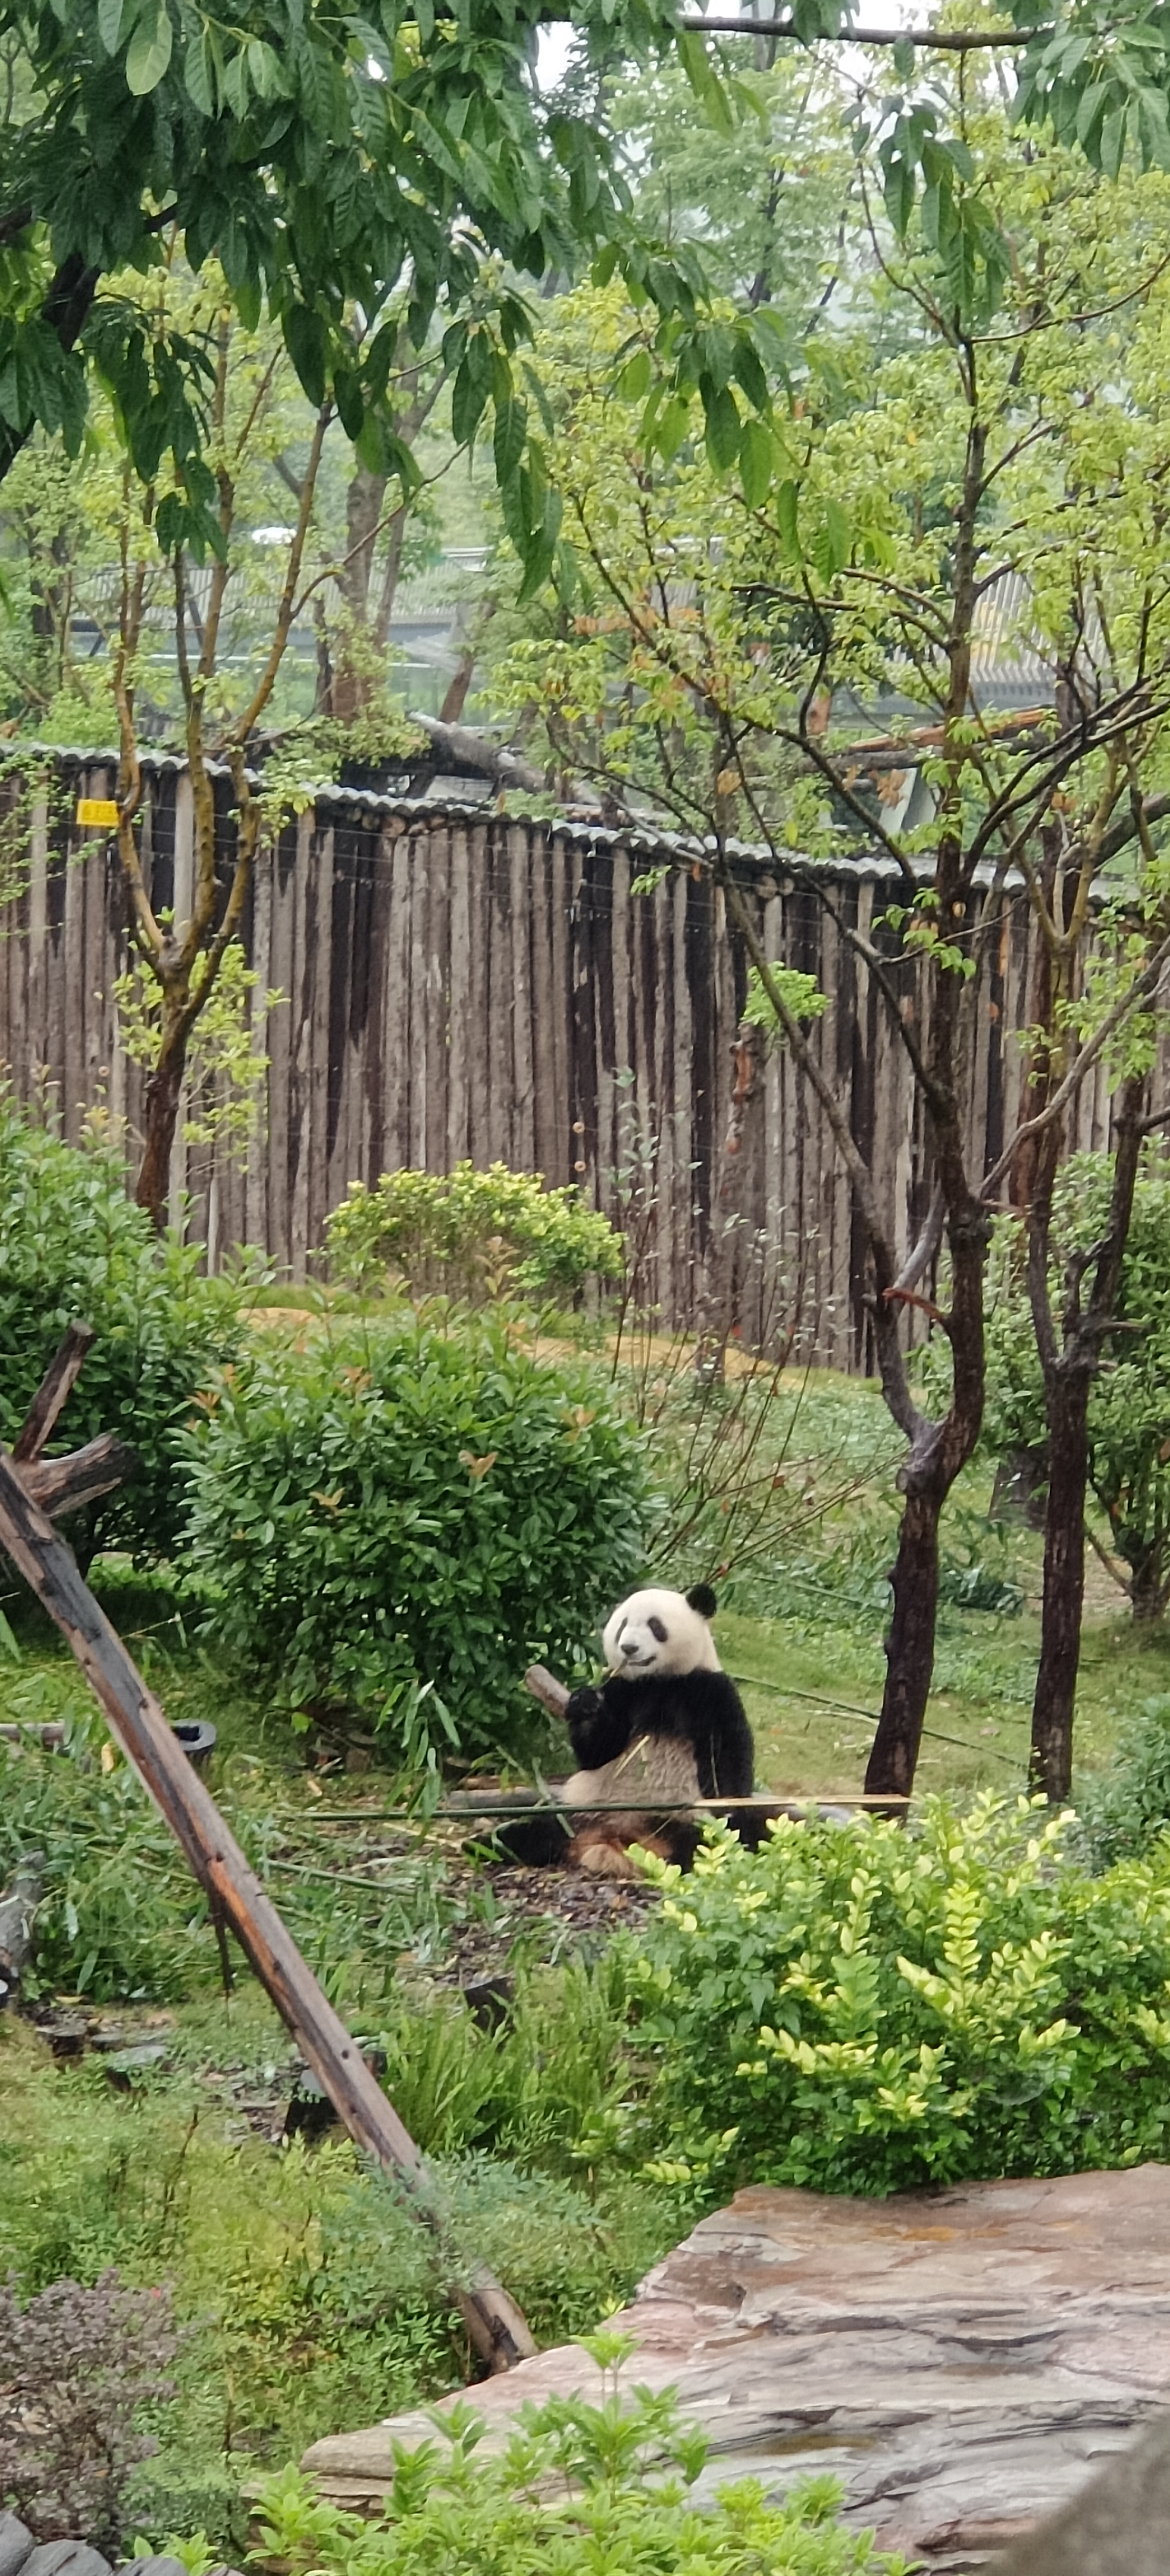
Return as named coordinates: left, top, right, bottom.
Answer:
left=21, top=1433, right=139, bottom=1518
left=409, top=713, right=547, bottom=795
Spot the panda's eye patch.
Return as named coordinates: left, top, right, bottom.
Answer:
left=648, top=1616, right=668, bottom=1643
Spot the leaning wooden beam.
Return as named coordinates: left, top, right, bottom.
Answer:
left=0, top=1445, right=535, bottom=2374
left=13, top=1320, right=97, bottom=1461
left=21, top=1432, right=139, bottom=1518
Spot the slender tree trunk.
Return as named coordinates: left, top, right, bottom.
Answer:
left=1130, top=1540, right=1169, bottom=1625
left=1031, top=1361, right=1090, bottom=1798
left=1028, top=1073, right=1147, bottom=1795
left=865, top=1474, right=945, bottom=1795
left=134, top=1018, right=189, bottom=1231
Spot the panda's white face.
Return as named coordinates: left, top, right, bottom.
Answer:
left=602, top=1586, right=722, bottom=1680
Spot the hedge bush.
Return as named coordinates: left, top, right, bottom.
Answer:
left=628, top=1794, right=1170, bottom=2200
left=323, top=1162, right=623, bottom=1304
left=179, top=1315, right=655, bottom=1759
left=0, top=1100, right=243, bottom=1560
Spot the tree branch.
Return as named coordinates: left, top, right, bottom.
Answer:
left=681, top=14, right=1045, bottom=41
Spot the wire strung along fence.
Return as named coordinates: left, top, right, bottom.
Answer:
left=0, top=749, right=1130, bottom=1369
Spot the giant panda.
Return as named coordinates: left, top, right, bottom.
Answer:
left=499, top=1583, right=756, bottom=1877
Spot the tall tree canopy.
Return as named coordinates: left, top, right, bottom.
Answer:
left=5, top=0, right=1170, bottom=569
left=0, top=0, right=705, bottom=565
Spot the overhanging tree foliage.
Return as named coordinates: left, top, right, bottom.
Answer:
left=6, top=0, right=1170, bottom=580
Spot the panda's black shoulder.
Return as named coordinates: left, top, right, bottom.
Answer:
left=676, top=1667, right=747, bottom=1719
left=676, top=1667, right=754, bottom=1799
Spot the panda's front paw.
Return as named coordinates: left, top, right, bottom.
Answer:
left=565, top=1684, right=605, bottom=1726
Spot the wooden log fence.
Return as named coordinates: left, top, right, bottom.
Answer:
left=2, top=755, right=1162, bottom=1366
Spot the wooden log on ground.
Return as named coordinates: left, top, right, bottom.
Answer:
left=0, top=1443, right=535, bottom=2374
left=0, top=1852, right=43, bottom=2006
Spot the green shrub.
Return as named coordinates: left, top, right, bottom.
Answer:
left=179, top=1315, right=655, bottom=1759
left=626, top=1795, right=1170, bottom=2200
left=920, top=1152, right=1170, bottom=1620
left=0, top=1099, right=244, bottom=1560
left=323, top=1163, right=623, bottom=1305
left=254, top=2342, right=902, bottom=2576
left=1077, top=1697, right=1170, bottom=1867
left=0, top=1684, right=213, bottom=2003
left=0, top=2022, right=676, bottom=2561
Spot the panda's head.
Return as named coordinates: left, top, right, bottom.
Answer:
left=602, top=1584, right=722, bottom=1679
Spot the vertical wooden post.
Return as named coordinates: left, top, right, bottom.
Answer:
left=0, top=1447, right=535, bottom=2373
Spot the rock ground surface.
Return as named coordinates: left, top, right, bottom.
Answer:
left=0, top=2522, right=239, bottom=2576
left=301, top=2163, right=1170, bottom=2570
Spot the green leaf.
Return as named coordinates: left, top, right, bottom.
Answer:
left=653, top=392, right=690, bottom=463
left=125, top=0, right=173, bottom=94
left=775, top=478, right=800, bottom=560
left=617, top=348, right=651, bottom=403
left=184, top=24, right=217, bottom=114
left=732, top=337, right=769, bottom=414
left=452, top=337, right=491, bottom=447
left=702, top=378, right=741, bottom=475
left=739, top=416, right=773, bottom=509
left=282, top=303, right=328, bottom=408
left=1100, top=102, right=1127, bottom=177
left=98, top=0, right=133, bottom=54
left=355, top=408, right=386, bottom=473
left=493, top=393, right=528, bottom=486
left=676, top=27, right=734, bottom=139
left=232, top=273, right=261, bottom=333
left=333, top=364, right=364, bottom=438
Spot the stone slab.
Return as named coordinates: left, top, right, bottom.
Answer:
left=23, top=2548, right=110, bottom=2576
left=0, top=2517, right=33, bottom=2576
left=301, top=2163, right=1170, bottom=2568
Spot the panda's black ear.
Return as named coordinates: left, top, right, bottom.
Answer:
left=686, top=1583, right=718, bottom=1620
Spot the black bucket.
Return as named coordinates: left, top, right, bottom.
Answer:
left=171, top=1719, right=217, bottom=1768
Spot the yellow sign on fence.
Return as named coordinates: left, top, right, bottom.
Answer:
left=75, top=799, right=120, bottom=828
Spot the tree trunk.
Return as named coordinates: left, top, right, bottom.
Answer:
left=864, top=1478, right=944, bottom=1797
left=134, top=1023, right=188, bottom=1231
left=1130, top=1537, right=1169, bottom=1626
left=1028, top=1073, right=1148, bottom=1797
left=1031, top=1360, right=1090, bottom=1799
left=328, top=463, right=388, bottom=723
